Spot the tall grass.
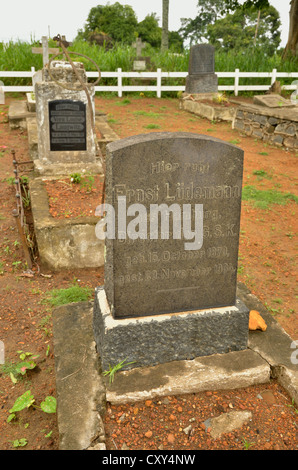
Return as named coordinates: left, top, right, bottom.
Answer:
left=0, top=39, right=297, bottom=90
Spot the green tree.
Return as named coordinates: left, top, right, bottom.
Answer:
left=207, top=5, right=281, bottom=54
left=168, top=31, right=184, bottom=52
left=179, top=0, right=226, bottom=45
left=220, top=0, right=297, bottom=58
left=77, top=2, right=138, bottom=44
left=137, top=13, right=162, bottom=48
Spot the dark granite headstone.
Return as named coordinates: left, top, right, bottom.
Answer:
left=104, top=132, right=244, bottom=319
left=49, top=99, right=87, bottom=151
left=188, top=44, right=215, bottom=74
left=185, top=44, right=218, bottom=94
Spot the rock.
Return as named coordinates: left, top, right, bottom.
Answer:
left=88, top=443, right=106, bottom=450
left=145, top=431, right=153, bottom=438
left=207, top=411, right=252, bottom=439
left=249, top=310, right=267, bottom=331
left=183, top=425, right=192, bottom=435
left=260, top=390, right=276, bottom=405
left=266, top=81, right=282, bottom=95
left=167, top=433, right=175, bottom=444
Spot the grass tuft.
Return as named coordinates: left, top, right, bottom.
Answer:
left=45, top=285, right=93, bottom=307
left=242, top=185, right=298, bottom=209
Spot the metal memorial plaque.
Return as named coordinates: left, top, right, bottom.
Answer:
left=49, top=100, right=87, bottom=151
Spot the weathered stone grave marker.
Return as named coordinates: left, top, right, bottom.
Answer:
left=132, top=37, right=147, bottom=71
left=185, top=44, right=218, bottom=94
left=133, top=37, right=146, bottom=58
left=93, top=132, right=249, bottom=370
left=253, top=94, right=295, bottom=108
left=34, top=59, right=101, bottom=175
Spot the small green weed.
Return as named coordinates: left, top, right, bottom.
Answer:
left=81, top=175, right=95, bottom=192
left=103, top=358, right=136, bottom=384
left=133, top=111, right=160, bottom=117
left=116, top=98, right=131, bottom=106
left=38, top=314, right=52, bottom=337
left=242, top=438, right=255, bottom=450
left=252, top=169, right=272, bottom=179
left=0, top=351, right=39, bottom=384
left=10, top=438, right=28, bottom=448
left=4, top=176, right=15, bottom=185
left=12, top=260, right=22, bottom=271
left=70, top=173, right=82, bottom=184
left=286, top=398, right=298, bottom=414
left=237, top=265, right=245, bottom=274
left=7, top=390, right=56, bottom=423
left=45, top=285, right=93, bottom=307
left=144, top=123, right=160, bottom=129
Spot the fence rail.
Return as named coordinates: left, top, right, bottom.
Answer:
left=1, top=67, right=298, bottom=97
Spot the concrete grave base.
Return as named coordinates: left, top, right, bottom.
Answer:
left=185, top=73, right=218, bottom=94
left=30, top=177, right=104, bottom=270
left=8, top=101, right=35, bottom=130
left=33, top=159, right=103, bottom=176
left=93, top=286, right=250, bottom=372
left=181, top=95, right=237, bottom=123
left=52, top=282, right=298, bottom=450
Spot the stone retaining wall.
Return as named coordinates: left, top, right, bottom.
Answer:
left=234, top=105, right=298, bottom=150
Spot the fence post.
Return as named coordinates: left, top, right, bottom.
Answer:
left=0, top=80, right=4, bottom=104
left=117, top=68, right=122, bottom=98
left=157, top=68, right=162, bottom=98
left=271, top=68, right=277, bottom=85
left=30, top=66, right=35, bottom=89
left=234, top=68, right=239, bottom=96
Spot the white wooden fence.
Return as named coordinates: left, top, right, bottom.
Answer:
left=0, top=67, right=298, bottom=97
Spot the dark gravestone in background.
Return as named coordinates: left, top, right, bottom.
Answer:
left=188, top=44, right=215, bottom=74
left=185, top=44, right=218, bottom=94
left=105, top=132, right=244, bottom=319
left=49, top=100, right=87, bottom=151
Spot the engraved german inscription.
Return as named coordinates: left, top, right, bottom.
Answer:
left=104, top=132, right=244, bottom=318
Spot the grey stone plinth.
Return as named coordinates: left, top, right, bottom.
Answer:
left=185, top=73, right=218, bottom=94
left=93, top=286, right=249, bottom=371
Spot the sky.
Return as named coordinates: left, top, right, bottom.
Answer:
left=0, top=0, right=290, bottom=47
